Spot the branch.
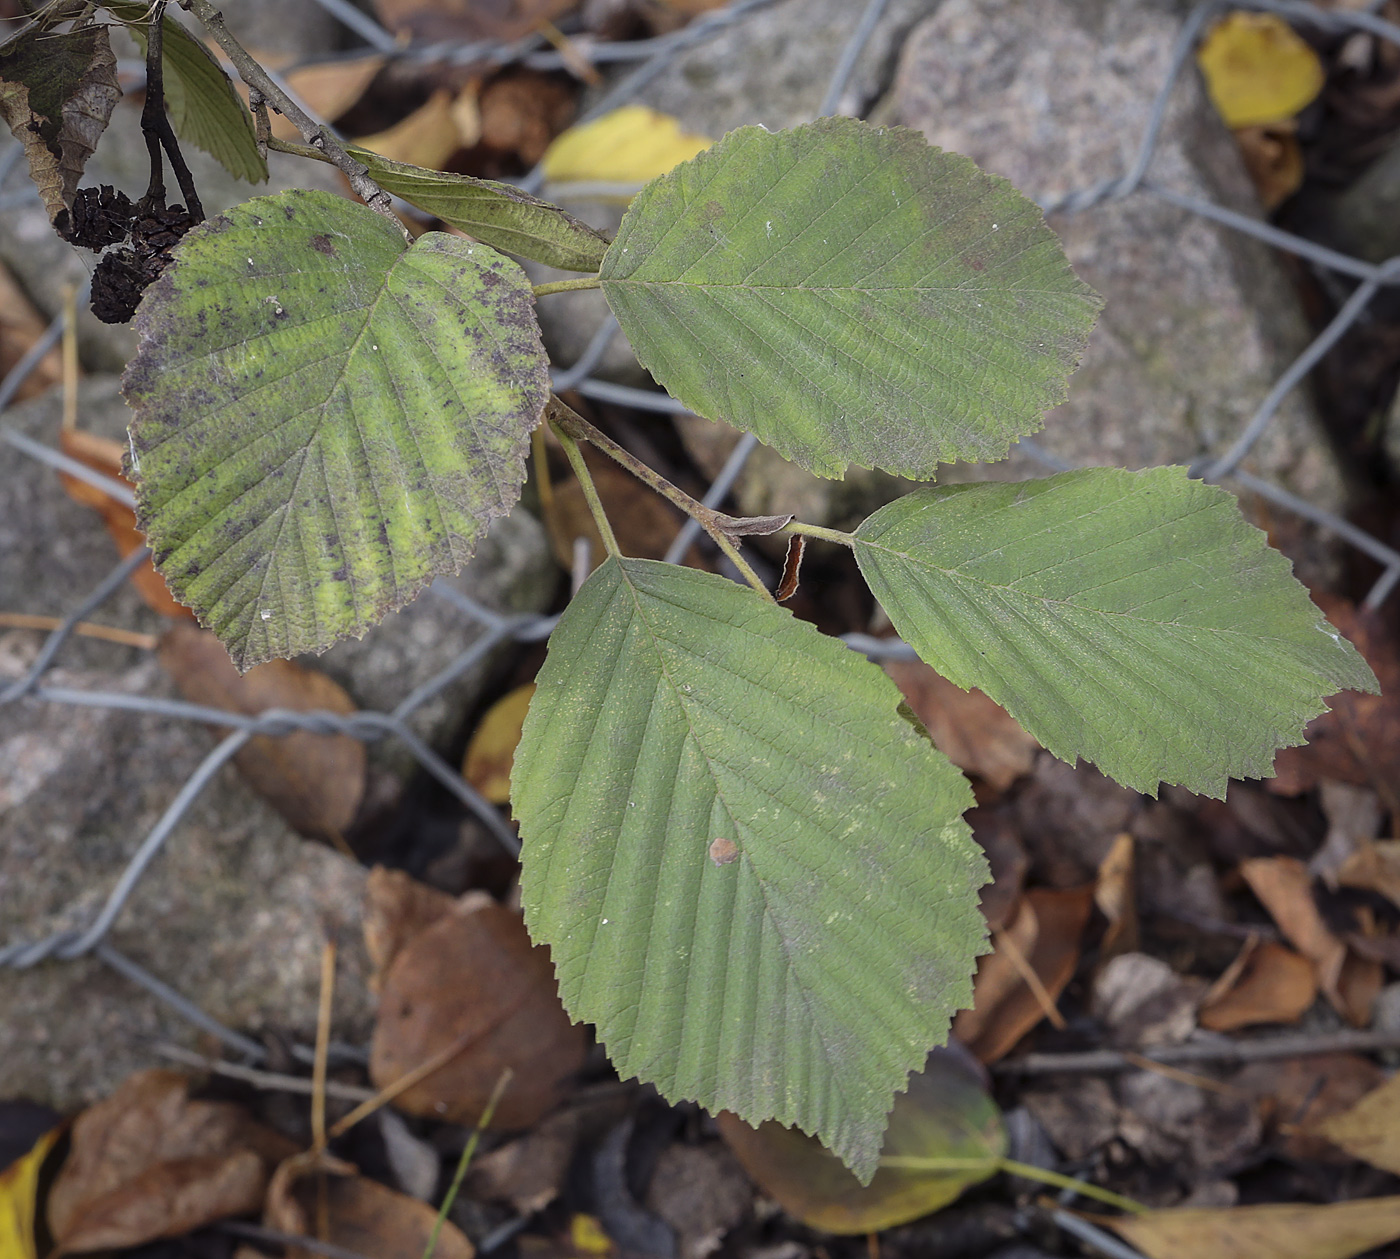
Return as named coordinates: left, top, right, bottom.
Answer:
left=546, top=396, right=784, bottom=601
left=177, top=0, right=402, bottom=233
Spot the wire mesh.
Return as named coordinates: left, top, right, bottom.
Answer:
left=2, top=0, right=1399, bottom=1122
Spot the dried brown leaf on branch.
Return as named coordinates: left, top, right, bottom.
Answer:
left=1235, top=1052, right=1386, bottom=1163
left=266, top=1151, right=473, bottom=1259
left=369, top=884, right=587, bottom=1128
left=46, top=1070, right=293, bottom=1256
left=157, top=624, right=366, bottom=843
left=885, top=660, right=1039, bottom=791
left=0, top=24, right=121, bottom=227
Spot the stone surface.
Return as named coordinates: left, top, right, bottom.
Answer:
left=885, top=0, right=1345, bottom=553
left=0, top=649, right=373, bottom=1111
left=0, top=378, right=164, bottom=675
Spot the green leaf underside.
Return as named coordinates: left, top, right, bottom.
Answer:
left=124, top=189, right=548, bottom=669
left=352, top=148, right=610, bottom=273
left=512, top=558, right=988, bottom=1183
left=598, top=117, right=1101, bottom=480
left=109, top=2, right=267, bottom=184
left=854, top=468, right=1380, bottom=798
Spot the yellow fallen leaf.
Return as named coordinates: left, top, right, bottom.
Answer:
left=541, top=105, right=712, bottom=187
left=463, top=684, right=536, bottom=805
left=0, top=1128, right=62, bottom=1259
left=1196, top=12, right=1324, bottom=128
left=1310, top=1073, right=1400, bottom=1174
left=1101, top=1196, right=1400, bottom=1259
left=569, top=1213, right=615, bottom=1256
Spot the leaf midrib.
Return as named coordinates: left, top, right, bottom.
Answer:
left=614, top=561, right=861, bottom=1131
left=854, top=535, right=1310, bottom=648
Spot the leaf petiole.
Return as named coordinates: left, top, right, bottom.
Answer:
left=533, top=276, right=603, bottom=297
left=548, top=411, right=622, bottom=559
left=783, top=520, right=857, bottom=548
left=547, top=397, right=777, bottom=600
left=879, top=1155, right=1148, bottom=1215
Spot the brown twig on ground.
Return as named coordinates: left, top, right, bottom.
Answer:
left=177, top=0, right=401, bottom=231
left=0, top=613, right=157, bottom=650
left=993, top=1028, right=1400, bottom=1075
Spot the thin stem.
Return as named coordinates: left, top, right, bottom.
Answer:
left=179, top=0, right=400, bottom=232
left=310, top=936, right=336, bottom=1153
left=783, top=519, right=857, bottom=547
left=549, top=415, right=621, bottom=559
left=876, top=1156, right=1146, bottom=1217
left=547, top=397, right=776, bottom=600
left=996, top=1159, right=1148, bottom=1215
left=421, top=1069, right=513, bottom=1259
left=141, top=2, right=203, bottom=220
left=533, top=276, right=602, bottom=298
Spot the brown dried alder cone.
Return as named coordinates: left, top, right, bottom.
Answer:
left=89, top=202, right=197, bottom=324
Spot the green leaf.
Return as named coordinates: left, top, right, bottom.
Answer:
left=598, top=117, right=1100, bottom=479
left=107, top=2, right=267, bottom=184
left=351, top=148, right=610, bottom=272
left=853, top=467, right=1380, bottom=797
left=124, top=189, right=549, bottom=669
left=512, top=557, right=988, bottom=1183
left=717, top=1049, right=1006, bottom=1234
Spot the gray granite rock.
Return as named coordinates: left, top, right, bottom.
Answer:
left=0, top=650, right=373, bottom=1111
left=884, top=0, right=1345, bottom=563
left=630, top=0, right=936, bottom=136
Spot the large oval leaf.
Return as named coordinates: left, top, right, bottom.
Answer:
left=598, top=117, right=1100, bottom=479
left=512, top=558, right=988, bottom=1183
left=853, top=468, right=1379, bottom=797
left=125, top=189, right=548, bottom=668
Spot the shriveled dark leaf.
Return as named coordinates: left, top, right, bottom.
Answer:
left=0, top=24, right=120, bottom=226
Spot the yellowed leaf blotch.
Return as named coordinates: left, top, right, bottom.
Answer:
left=0, top=1127, right=62, bottom=1259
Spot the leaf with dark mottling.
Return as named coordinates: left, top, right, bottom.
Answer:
left=123, top=189, right=549, bottom=668
left=0, top=24, right=120, bottom=226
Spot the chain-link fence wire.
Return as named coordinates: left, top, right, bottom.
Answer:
left=2, top=0, right=1399, bottom=1154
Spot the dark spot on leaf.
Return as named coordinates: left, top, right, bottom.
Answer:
left=283, top=205, right=296, bottom=220
left=310, top=234, right=337, bottom=256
